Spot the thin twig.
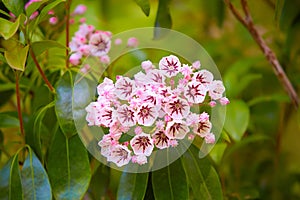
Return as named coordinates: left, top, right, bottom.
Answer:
left=65, top=0, right=72, bottom=69
left=30, top=48, right=55, bottom=92
left=15, top=71, right=25, bottom=137
left=224, top=0, right=299, bottom=108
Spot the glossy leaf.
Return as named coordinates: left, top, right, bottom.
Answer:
left=0, top=153, right=22, bottom=200
left=277, top=0, right=300, bottom=30
left=154, top=0, right=172, bottom=39
left=0, top=17, right=20, bottom=40
left=134, top=0, right=150, bottom=16
left=182, top=145, right=223, bottom=200
left=117, top=171, right=148, bottom=200
left=21, top=147, right=52, bottom=200
left=5, top=44, right=29, bottom=71
left=152, top=158, right=188, bottom=200
left=2, top=0, right=24, bottom=16
left=31, top=40, right=65, bottom=57
left=55, top=71, right=77, bottom=138
left=0, top=112, right=20, bottom=128
left=26, top=0, right=49, bottom=17
left=47, top=129, right=91, bottom=200
left=39, top=0, right=66, bottom=22
left=89, top=164, right=110, bottom=199
left=224, top=100, right=250, bottom=141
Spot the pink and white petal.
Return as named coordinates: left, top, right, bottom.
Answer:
left=158, top=55, right=181, bottom=77
left=204, top=132, right=215, bottom=144
left=165, top=98, right=190, bottom=120
left=131, top=154, right=148, bottom=165
left=135, top=103, right=158, bottom=126
left=184, top=81, right=207, bottom=104
left=130, top=133, right=154, bottom=156
left=165, top=120, right=189, bottom=139
left=208, top=80, right=225, bottom=100
left=117, top=104, right=136, bottom=127
left=115, top=77, right=136, bottom=100
left=108, top=145, right=132, bottom=167
left=153, top=130, right=170, bottom=149
left=193, top=70, right=214, bottom=87
left=195, top=120, right=212, bottom=137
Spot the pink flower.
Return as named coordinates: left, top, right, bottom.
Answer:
left=108, top=145, right=132, bottom=167
left=220, top=97, right=230, bottom=105
left=79, top=17, right=86, bottom=23
left=204, top=132, right=215, bottom=144
left=209, top=101, right=217, bottom=107
left=165, top=98, right=190, bottom=120
left=209, top=80, right=225, bottom=100
left=155, top=120, right=165, bottom=130
left=134, top=126, right=143, bottom=135
left=135, top=103, right=158, bottom=126
left=169, top=139, right=178, bottom=147
left=159, top=55, right=181, bottom=77
left=153, top=130, right=169, bottom=149
left=180, top=64, right=193, bottom=78
left=199, top=112, right=209, bottom=122
left=49, top=16, right=58, bottom=25
left=29, top=11, right=39, bottom=20
left=192, top=60, right=201, bottom=69
left=100, top=55, right=110, bottom=64
left=165, top=120, right=189, bottom=139
left=193, top=69, right=214, bottom=87
left=147, top=69, right=165, bottom=85
left=69, top=52, right=82, bottom=65
left=130, top=133, right=154, bottom=156
left=127, top=37, right=139, bottom=47
left=73, top=4, right=87, bottom=15
left=184, top=81, right=207, bottom=103
left=89, top=32, right=111, bottom=57
left=186, top=113, right=199, bottom=126
left=117, top=104, right=136, bottom=127
left=142, top=60, right=153, bottom=73
left=97, top=77, right=115, bottom=99
left=48, top=10, right=55, bottom=15
left=114, top=38, right=122, bottom=45
left=131, top=155, right=147, bottom=165
left=195, top=119, right=212, bottom=137
left=114, top=77, right=136, bottom=100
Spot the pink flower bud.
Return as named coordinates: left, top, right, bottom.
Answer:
left=220, top=97, right=230, bottom=105
left=73, top=4, right=87, bottom=15
left=209, top=101, right=217, bottom=107
left=29, top=11, right=39, bottom=20
left=48, top=10, right=55, bottom=15
left=127, top=37, right=138, bottom=48
left=69, top=18, right=75, bottom=24
left=79, top=17, right=86, bottom=23
left=100, top=55, right=110, bottom=64
left=49, top=16, right=58, bottom=25
left=192, top=60, right=201, bottom=69
left=141, top=60, right=152, bottom=72
left=114, top=38, right=122, bottom=45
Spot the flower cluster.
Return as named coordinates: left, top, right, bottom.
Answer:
left=85, top=55, right=229, bottom=167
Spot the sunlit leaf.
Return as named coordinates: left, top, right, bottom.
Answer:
left=0, top=112, right=19, bottom=128
left=0, top=153, right=22, bottom=200
left=55, top=71, right=77, bottom=138
left=47, top=129, right=91, bottom=200
left=152, top=158, right=188, bottom=200
left=4, top=44, right=29, bottom=71
left=2, top=0, right=24, bottom=16
left=224, top=100, right=250, bottom=141
left=117, top=171, right=148, bottom=200
left=26, top=0, right=49, bottom=17
left=134, top=0, right=150, bottom=16
left=31, top=40, right=65, bottom=57
left=21, top=146, right=52, bottom=200
left=154, top=0, right=172, bottom=39
left=0, top=17, right=20, bottom=40
left=182, top=145, right=223, bottom=200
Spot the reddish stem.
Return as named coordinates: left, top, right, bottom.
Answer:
left=65, top=0, right=72, bottom=68
left=15, top=71, right=25, bottom=137
left=30, top=48, right=55, bottom=92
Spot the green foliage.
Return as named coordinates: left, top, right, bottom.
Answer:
left=0, top=17, right=20, bottom=40
left=4, top=44, right=29, bottom=71
left=154, top=0, right=172, bottom=39
left=2, top=0, right=24, bottom=16
left=134, top=0, right=150, bottom=17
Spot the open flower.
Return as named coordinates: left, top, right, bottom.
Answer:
left=117, top=104, right=136, bottom=127
left=195, top=119, right=212, bottom=137
left=135, top=103, right=158, bottom=126
left=159, top=55, right=181, bottom=77
left=131, top=154, right=147, bottom=165
left=165, top=98, right=190, bottom=120
left=184, top=81, right=207, bottom=103
left=89, top=32, right=111, bottom=57
left=108, top=145, right=132, bottom=167
left=193, top=70, right=214, bottom=87
left=209, top=80, right=225, bottom=100
left=115, top=77, right=136, bottom=100
left=153, top=130, right=169, bottom=149
left=130, top=133, right=154, bottom=156
left=165, top=120, right=189, bottom=139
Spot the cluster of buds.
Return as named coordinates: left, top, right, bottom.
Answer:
left=85, top=55, right=229, bottom=167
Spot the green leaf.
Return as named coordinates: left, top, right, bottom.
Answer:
left=224, top=100, right=250, bottom=141
left=26, top=0, right=49, bottom=17
left=31, top=40, right=65, bottom=57
left=117, top=172, right=148, bottom=200
left=203, top=0, right=225, bottom=27
left=0, top=112, right=19, bottom=128
left=89, top=164, right=110, bottom=199
left=5, top=44, right=29, bottom=71
left=39, top=0, right=66, bottom=21
left=134, top=0, right=150, bottom=16
left=247, top=93, right=290, bottom=106
left=55, top=71, right=77, bottom=138
left=154, top=0, right=172, bottom=39
left=0, top=17, right=20, bottom=40
left=152, top=158, right=188, bottom=200
left=21, top=146, right=52, bottom=200
left=0, top=153, right=23, bottom=200
left=2, top=0, right=24, bottom=16
left=277, top=0, right=300, bottom=30
left=275, top=0, right=285, bottom=25
left=47, top=129, right=91, bottom=200
left=182, top=145, right=223, bottom=200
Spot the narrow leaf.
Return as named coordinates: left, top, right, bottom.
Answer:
left=134, top=0, right=150, bottom=16
left=55, top=71, right=77, bottom=138
left=181, top=145, right=223, bottom=200
left=117, top=172, right=148, bottom=200
left=31, top=40, right=65, bottom=57
left=224, top=100, right=250, bottom=141
left=26, top=0, right=49, bottom=17
left=21, top=147, right=52, bottom=200
left=47, top=129, right=91, bottom=200
left=154, top=0, right=172, bottom=39
left=152, top=158, right=188, bottom=200
left=0, top=153, right=23, bottom=200
left=0, top=112, right=20, bottom=128
left=2, top=0, right=24, bottom=16
left=5, top=44, right=29, bottom=71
